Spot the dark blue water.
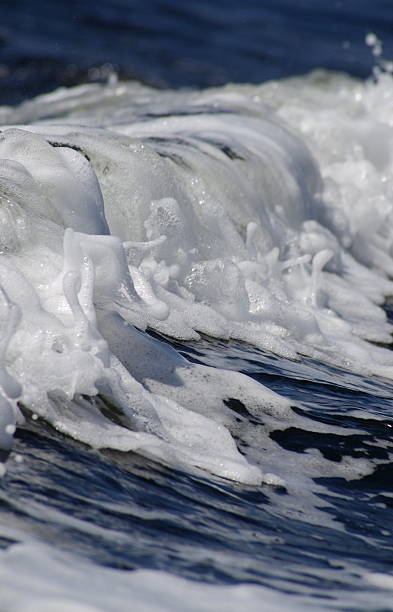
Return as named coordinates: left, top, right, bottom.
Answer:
left=1, top=1, right=393, bottom=609
left=2, top=327, right=393, bottom=597
left=2, top=336, right=393, bottom=603
left=2, top=0, right=393, bottom=103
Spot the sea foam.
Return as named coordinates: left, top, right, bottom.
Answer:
left=0, top=70, right=393, bottom=481
left=0, top=541, right=391, bottom=612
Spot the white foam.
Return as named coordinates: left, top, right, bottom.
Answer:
left=0, top=541, right=391, bottom=612
left=0, top=542, right=306, bottom=612
left=1, top=70, right=393, bottom=481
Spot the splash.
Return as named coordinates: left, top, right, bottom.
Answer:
left=0, top=69, right=393, bottom=481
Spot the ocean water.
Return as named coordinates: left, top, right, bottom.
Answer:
left=1, top=2, right=393, bottom=611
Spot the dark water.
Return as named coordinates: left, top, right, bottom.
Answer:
left=2, top=0, right=393, bottom=104
left=2, top=335, right=393, bottom=603
left=1, top=1, right=393, bottom=609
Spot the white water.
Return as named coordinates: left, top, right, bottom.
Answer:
left=0, top=69, right=393, bottom=484
left=1, top=540, right=393, bottom=612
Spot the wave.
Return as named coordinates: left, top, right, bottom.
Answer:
left=0, top=69, right=393, bottom=482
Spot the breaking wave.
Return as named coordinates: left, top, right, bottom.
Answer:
left=1, top=68, right=393, bottom=487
